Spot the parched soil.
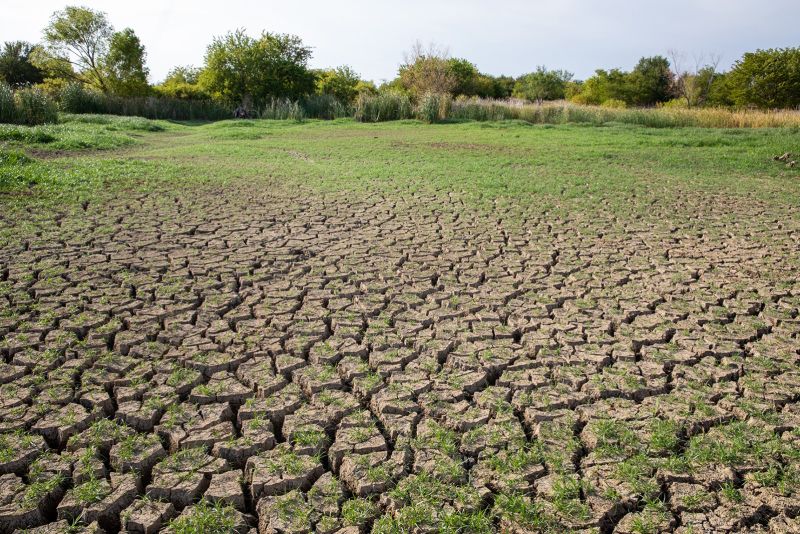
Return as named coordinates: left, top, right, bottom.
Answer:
left=0, top=184, right=798, bottom=533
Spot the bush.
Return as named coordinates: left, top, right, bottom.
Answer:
left=354, top=92, right=414, bottom=122
left=14, top=87, right=58, bottom=125
left=0, top=82, right=18, bottom=124
left=0, top=83, right=58, bottom=126
left=601, top=99, right=627, bottom=109
left=659, top=99, right=688, bottom=109
left=60, top=83, right=108, bottom=114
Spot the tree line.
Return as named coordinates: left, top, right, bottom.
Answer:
left=2, top=5, right=800, bottom=114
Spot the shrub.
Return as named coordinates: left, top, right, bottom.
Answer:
left=60, top=83, right=107, bottom=114
left=0, top=82, right=18, bottom=124
left=354, top=92, right=413, bottom=122
left=14, top=87, right=58, bottom=125
left=601, top=98, right=627, bottom=109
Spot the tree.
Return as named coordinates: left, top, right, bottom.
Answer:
left=491, top=75, right=516, bottom=99
left=669, top=50, right=721, bottom=108
left=513, top=67, right=573, bottom=104
left=447, top=58, right=481, bottom=96
left=316, top=66, right=361, bottom=103
left=727, top=48, right=800, bottom=109
left=104, top=29, right=149, bottom=96
left=41, top=6, right=113, bottom=91
left=571, top=68, right=634, bottom=105
left=0, top=41, right=44, bottom=87
left=398, top=41, right=456, bottom=97
left=154, top=66, right=208, bottom=100
left=200, top=29, right=315, bottom=108
left=628, top=56, right=673, bottom=106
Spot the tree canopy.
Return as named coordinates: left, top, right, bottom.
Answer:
left=513, top=67, right=573, bottom=104
left=42, top=5, right=113, bottom=90
left=104, top=28, right=149, bottom=96
left=728, top=48, right=800, bottom=109
left=200, top=29, right=315, bottom=107
left=0, top=41, right=44, bottom=87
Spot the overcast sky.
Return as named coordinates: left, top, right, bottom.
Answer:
left=2, top=0, right=796, bottom=84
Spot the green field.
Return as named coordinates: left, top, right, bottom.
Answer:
left=2, top=115, right=799, bottom=211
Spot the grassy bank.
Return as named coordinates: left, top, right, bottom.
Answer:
left=1, top=116, right=799, bottom=214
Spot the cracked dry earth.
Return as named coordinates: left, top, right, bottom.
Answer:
left=0, top=184, right=799, bottom=534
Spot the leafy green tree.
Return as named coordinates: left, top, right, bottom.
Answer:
left=316, top=66, right=361, bottom=102
left=41, top=6, right=113, bottom=91
left=104, top=29, right=149, bottom=96
left=447, top=58, right=481, bottom=96
left=490, top=75, right=516, bottom=98
left=398, top=41, right=456, bottom=97
left=0, top=41, right=44, bottom=87
left=727, top=48, right=800, bottom=109
left=200, top=29, right=315, bottom=107
left=628, top=56, right=673, bottom=105
left=354, top=80, right=377, bottom=96
left=154, top=66, right=208, bottom=100
left=705, top=73, right=735, bottom=107
left=570, top=69, right=630, bottom=105
left=513, top=67, right=572, bottom=104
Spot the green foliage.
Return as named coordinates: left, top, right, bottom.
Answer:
left=601, top=98, right=627, bottom=109
left=42, top=6, right=114, bottom=91
left=0, top=41, right=44, bottom=87
left=59, top=82, right=106, bottom=114
left=0, top=83, right=57, bottom=125
left=200, top=29, right=315, bottom=107
left=59, top=82, right=229, bottom=120
left=316, top=66, right=360, bottom=103
left=728, top=48, right=800, bottom=109
left=104, top=28, right=149, bottom=97
left=447, top=58, right=492, bottom=97
left=572, top=68, right=632, bottom=105
left=15, top=86, right=58, bottom=125
left=628, top=56, right=673, bottom=105
left=570, top=57, right=673, bottom=107
left=398, top=42, right=456, bottom=98
left=354, top=91, right=413, bottom=122
left=513, top=66, right=573, bottom=104
left=0, top=82, right=17, bottom=123
left=154, top=66, right=208, bottom=100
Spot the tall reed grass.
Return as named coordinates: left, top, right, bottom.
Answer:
left=8, top=80, right=798, bottom=129
left=448, top=98, right=800, bottom=128
left=59, top=84, right=230, bottom=121
left=0, top=83, right=58, bottom=125
left=354, top=92, right=414, bottom=122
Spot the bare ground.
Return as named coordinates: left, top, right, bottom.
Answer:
left=0, top=184, right=798, bottom=533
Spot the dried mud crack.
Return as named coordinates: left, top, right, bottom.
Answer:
left=0, top=184, right=798, bottom=533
